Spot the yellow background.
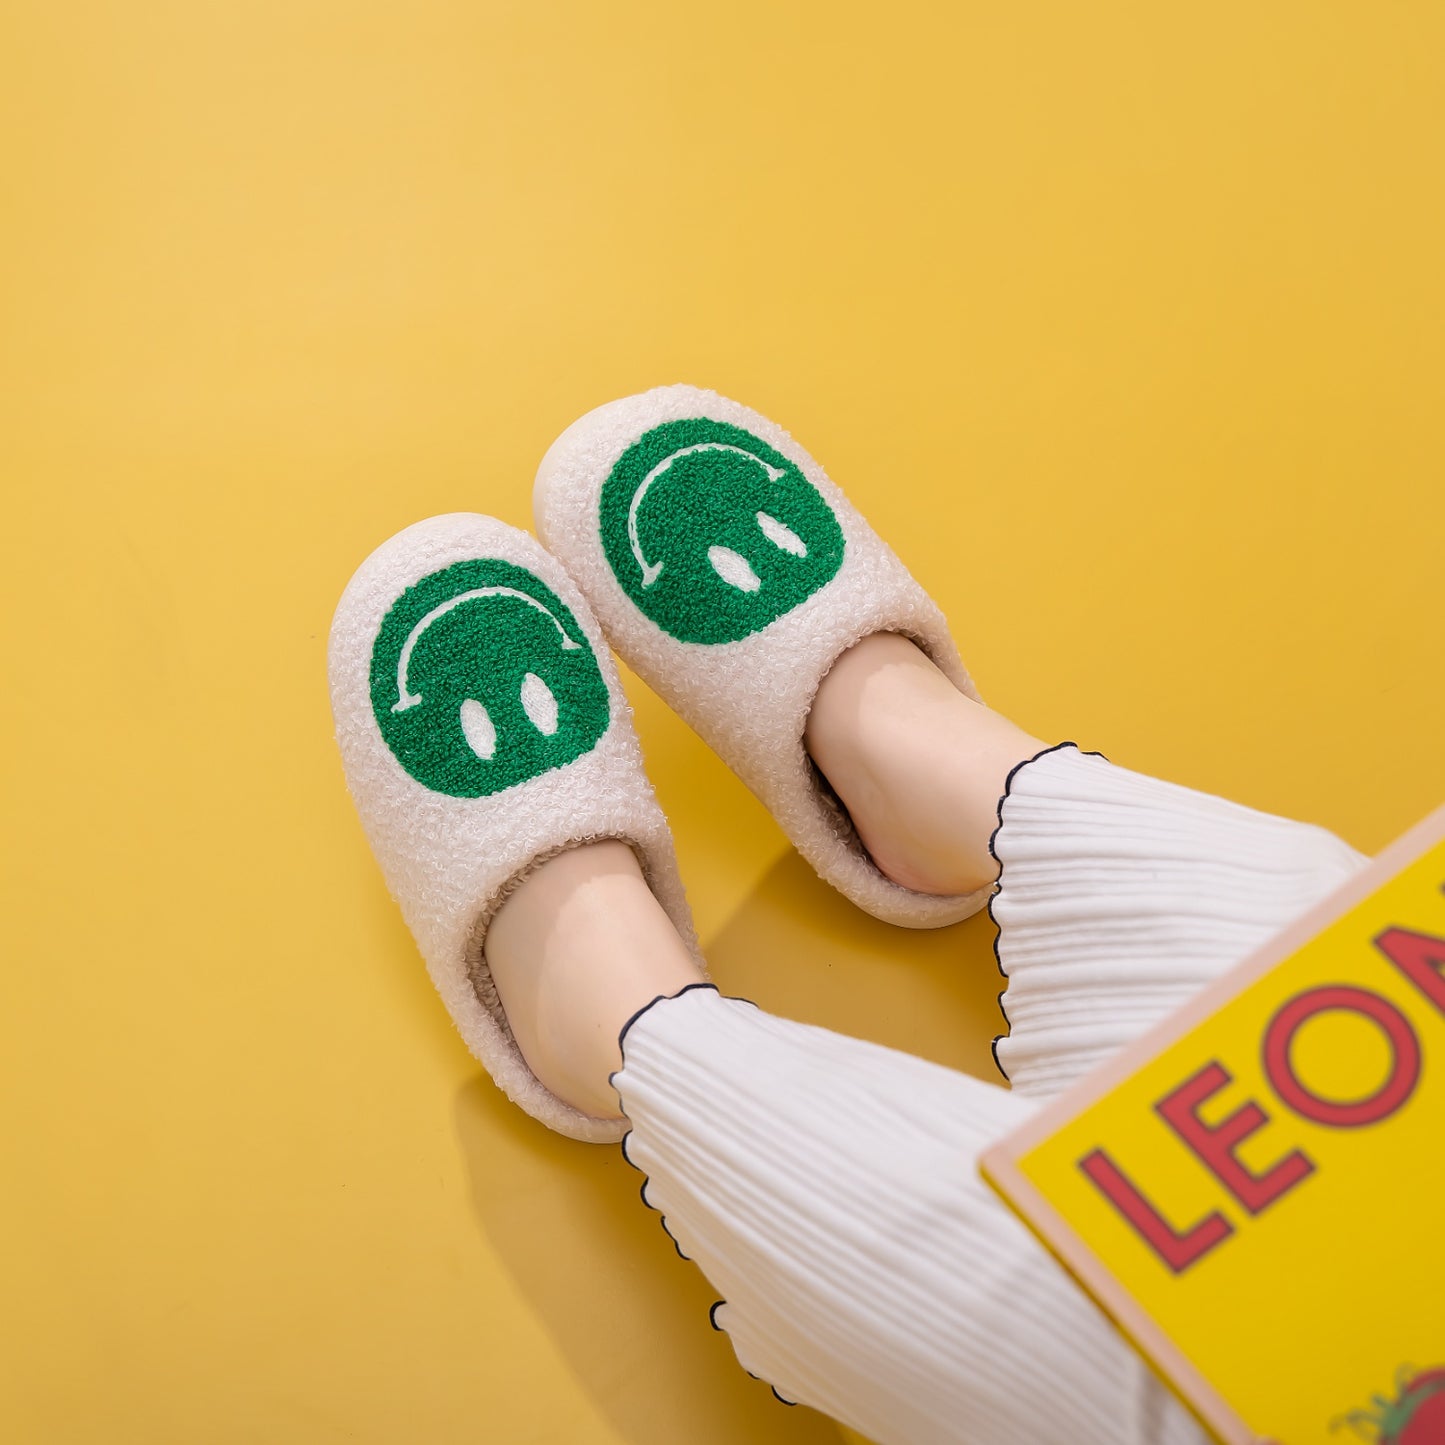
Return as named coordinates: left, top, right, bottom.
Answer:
left=1017, top=841, right=1445, bottom=1444
left=2, top=4, right=1442, bottom=1442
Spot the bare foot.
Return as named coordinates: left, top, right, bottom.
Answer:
left=485, top=840, right=704, bottom=1120
left=804, top=634, right=1047, bottom=896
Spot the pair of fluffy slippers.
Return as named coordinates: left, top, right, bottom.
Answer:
left=329, top=385, right=983, bottom=1141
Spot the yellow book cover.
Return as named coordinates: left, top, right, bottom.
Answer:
left=980, top=807, right=1445, bottom=1445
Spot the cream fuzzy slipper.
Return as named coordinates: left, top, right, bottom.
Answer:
left=534, top=385, right=986, bottom=929
left=328, top=513, right=700, bottom=1142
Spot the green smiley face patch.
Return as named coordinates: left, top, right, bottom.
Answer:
left=599, top=418, right=845, bottom=644
left=369, top=558, right=609, bottom=799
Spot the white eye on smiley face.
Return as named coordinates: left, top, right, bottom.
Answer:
left=457, top=671, right=559, bottom=761
left=706, top=511, right=809, bottom=593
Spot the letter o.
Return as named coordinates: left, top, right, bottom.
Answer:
left=1263, top=985, right=1421, bottom=1128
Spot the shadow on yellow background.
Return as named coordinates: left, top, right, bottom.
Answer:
left=453, top=1076, right=846, bottom=1445
left=451, top=848, right=1001, bottom=1445
left=2, top=1, right=1442, bottom=1441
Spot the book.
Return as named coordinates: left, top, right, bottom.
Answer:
left=980, top=806, right=1445, bottom=1445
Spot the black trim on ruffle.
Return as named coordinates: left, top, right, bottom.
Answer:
left=985, top=741, right=1108, bottom=1083
left=609, top=982, right=796, bottom=1407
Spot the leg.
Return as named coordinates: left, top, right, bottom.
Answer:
left=987, top=744, right=1367, bottom=1096
left=614, top=986, right=1205, bottom=1445
left=490, top=848, right=1203, bottom=1444
left=802, top=631, right=1368, bottom=1097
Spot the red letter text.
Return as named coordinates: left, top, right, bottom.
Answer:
left=1374, top=926, right=1445, bottom=1015
left=1263, top=985, right=1421, bottom=1128
left=1079, top=1149, right=1234, bottom=1274
left=1156, top=1062, right=1314, bottom=1214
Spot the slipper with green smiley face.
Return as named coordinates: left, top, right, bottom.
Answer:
left=328, top=513, right=701, bottom=1141
left=534, top=385, right=987, bottom=930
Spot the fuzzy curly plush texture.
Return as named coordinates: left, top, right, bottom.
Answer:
left=535, top=384, right=988, bottom=929
left=328, top=513, right=701, bottom=1142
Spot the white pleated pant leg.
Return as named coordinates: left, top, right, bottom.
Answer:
left=610, top=745, right=1368, bottom=1445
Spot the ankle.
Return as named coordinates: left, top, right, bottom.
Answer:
left=804, top=634, right=1046, bottom=897
left=485, top=840, right=704, bottom=1120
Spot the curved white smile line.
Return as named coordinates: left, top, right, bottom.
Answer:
left=628, top=442, right=787, bottom=587
left=391, top=586, right=581, bottom=713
